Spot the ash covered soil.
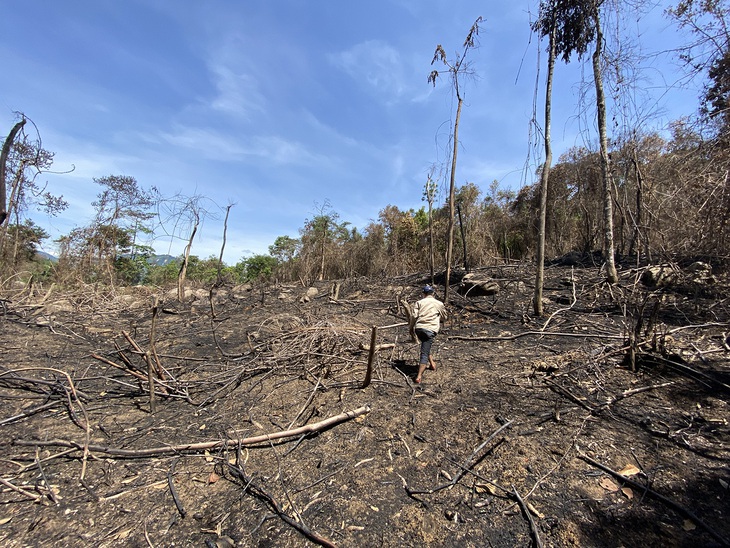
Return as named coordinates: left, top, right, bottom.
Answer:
left=0, top=263, right=728, bottom=547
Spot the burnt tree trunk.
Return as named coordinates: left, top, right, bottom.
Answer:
left=0, top=118, right=26, bottom=227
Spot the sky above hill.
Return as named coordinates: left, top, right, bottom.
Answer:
left=0, top=0, right=700, bottom=263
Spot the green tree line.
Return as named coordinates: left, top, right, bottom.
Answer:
left=1, top=113, right=726, bottom=289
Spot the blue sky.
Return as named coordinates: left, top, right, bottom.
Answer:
left=0, top=1, right=699, bottom=263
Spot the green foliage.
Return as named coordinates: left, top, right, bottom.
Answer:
left=236, top=254, right=278, bottom=283
left=2, top=219, right=49, bottom=263
left=114, top=255, right=147, bottom=285
left=297, top=201, right=355, bottom=281
left=185, top=255, right=225, bottom=285
left=269, top=235, right=300, bottom=263
left=31, top=258, right=57, bottom=283
left=145, top=260, right=180, bottom=286
left=413, top=207, right=429, bottom=231
left=51, top=175, right=158, bottom=284
left=500, top=231, right=530, bottom=261
left=112, top=243, right=155, bottom=284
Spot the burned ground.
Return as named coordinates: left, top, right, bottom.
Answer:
left=0, top=263, right=728, bottom=547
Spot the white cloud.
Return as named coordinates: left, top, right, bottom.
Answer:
left=209, top=64, right=266, bottom=119
left=330, top=40, right=411, bottom=101
left=157, top=126, right=249, bottom=160
left=203, top=33, right=268, bottom=119
left=155, top=124, right=330, bottom=169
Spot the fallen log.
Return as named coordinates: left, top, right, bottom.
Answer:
left=358, top=343, right=396, bottom=352
left=449, top=331, right=624, bottom=342
left=15, top=405, right=371, bottom=458
left=458, top=273, right=500, bottom=297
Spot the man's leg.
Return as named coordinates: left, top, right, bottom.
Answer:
left=415, top=361, right=428, bottom=383
left=415, top=330, right=435, bottom=383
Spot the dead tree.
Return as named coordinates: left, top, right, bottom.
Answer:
left=428, top=16, right=482, bottom=303
left=0, top=117, right=27, bottom=226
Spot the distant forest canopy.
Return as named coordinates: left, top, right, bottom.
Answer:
left=1, top=0, right=728, bottom=289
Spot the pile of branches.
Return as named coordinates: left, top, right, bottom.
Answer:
left=254, top=317, right=368, bottom=379
left=91, top=329, right=192, bottom=405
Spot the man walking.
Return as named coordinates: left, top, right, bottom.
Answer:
left=410, top=285, right=447, bottom=384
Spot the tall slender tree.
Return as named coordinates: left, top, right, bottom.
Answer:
left=423, top=173, right=437, bottom=285
left=590, top=1, right=619, bottom=283
left=532, top=1, right=559, bottom=316
left=537, top=0, right=618, bottom=283
left=429, top=16, right=482, bottom=303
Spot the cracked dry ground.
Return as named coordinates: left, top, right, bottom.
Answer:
left=0, top=264, right=728, bottom=547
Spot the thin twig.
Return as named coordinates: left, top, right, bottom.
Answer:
left=541, top=267, right=577, bottom=331
left=651, top=355, right=730, bottom=391
left=287, top=377, right=321, bottom=430
left=16, top=448, right=79, bottom=474
left=512, top=485, right=544, bottom=548
left=598, top=382, right=675, bottom=409
left=0, top=476, right=45, bottom=503
left=0, top=401, right=61, bottom=426
left=143, top=517, right=155, bottom=548
left=405, top=420, right=513, bottom=496
left=168, top=457, right=186, bottom=518
left=1, top=367, right=91, bottom=480
left=452, top=420, right=514, bottom=486
left=543, top=378, right=595, bottom=412
left=99, top=479, right=168, bottom=502
left=293, top=465, right=347, bottom=494
left=34, top=447, right=59, bottom=505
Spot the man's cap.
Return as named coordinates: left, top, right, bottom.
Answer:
left=422, top=285, right=434, bottom=293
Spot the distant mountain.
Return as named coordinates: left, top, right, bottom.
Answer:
left=36, top=251, right=58, bottom=262
left=149, top=254, right=178, bottom=266
left=33, top=252, right=177, bottom=266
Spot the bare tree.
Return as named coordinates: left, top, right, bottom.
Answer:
left=157, top=193, right=217, bottom=302
left=0, top=117, right=26, bottom=226
left=216, top=203, right=235, bottom=285
left=178, top=209, right=199, bottom=301
left=0, top=117, right=69, bottom=266
left=428, top=16, right=482, bottom=303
